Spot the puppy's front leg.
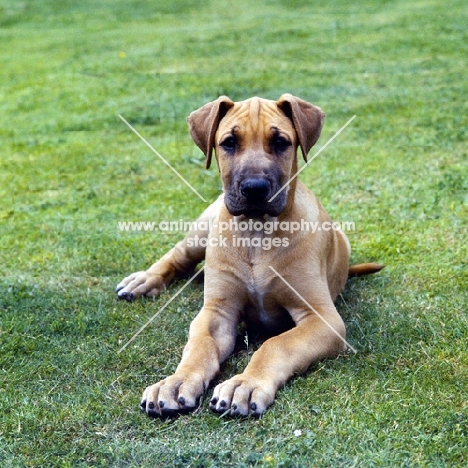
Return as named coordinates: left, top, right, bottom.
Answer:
left=211, top=299, right=346, bottom=417
left=140, top=298, right=241, bottom=417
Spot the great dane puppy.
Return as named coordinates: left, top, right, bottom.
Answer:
left=116, top=94, right=382, bottom=417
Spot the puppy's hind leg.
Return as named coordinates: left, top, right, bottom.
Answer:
left=116, top=195, right=223, bottom=301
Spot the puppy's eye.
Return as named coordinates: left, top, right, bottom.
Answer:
left=220, top=136, right=236, bottom=152
left=273, top=136, right=291, bottom=153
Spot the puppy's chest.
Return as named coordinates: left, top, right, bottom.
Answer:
left=241, top=263, right=288, bottom=329
left=214, top=222, right=292, bottom=324
left=245, top=266, right=268, bottom=304
left=231, top=228, right=275, bottom=257
left=227, top=230, right=281, bottom=303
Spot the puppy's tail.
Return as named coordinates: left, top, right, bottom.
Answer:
left=348, top=263, right=384, bottom=278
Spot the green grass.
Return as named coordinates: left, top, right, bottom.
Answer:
left=1, top=0, right=467, bottom=466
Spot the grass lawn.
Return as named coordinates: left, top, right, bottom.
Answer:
left=1, top=0, right=467, bottom=466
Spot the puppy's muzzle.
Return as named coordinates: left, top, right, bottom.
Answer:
left=225, top=172, right=286, bottom=218
left=240, top=178, right=271, bottom=201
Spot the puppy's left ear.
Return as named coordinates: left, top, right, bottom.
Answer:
left=187, top=96, right=234, bottom=169
left=276, top=94, right=325, bottom=162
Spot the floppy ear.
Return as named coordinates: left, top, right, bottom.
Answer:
left=276, top=93, right=325, bottom=162
left=187, top=96, right=235, bottom=169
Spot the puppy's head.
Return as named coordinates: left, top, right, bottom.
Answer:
left=187, top=94, right=325, bottom=218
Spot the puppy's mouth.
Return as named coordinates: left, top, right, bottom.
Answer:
left=224, top=177, right=287, bottom=218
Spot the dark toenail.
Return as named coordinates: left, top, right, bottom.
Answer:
left=148, top=401, right=155, bottom=409
left=220, top=400, right=227, bottom=408
left=116, top=286, right=124, bottom=293
left=140, top=400, right=146, bottom=409
left=231, top=403, right=237, bottom=410
left=146, top=409, right=159, bottom=419
left=250, top=402, right=257, bottom=411
left=159, top=401, right=165, bottom=408
left=210, top=397, right=218, bottom=405
left=178, top=396, right=186, bottom=406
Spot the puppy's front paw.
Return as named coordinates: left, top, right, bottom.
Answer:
left=140, top=373, right=206, bottom=418
left=116, top=271, right=166, bottom=301
left=210, top=375, right=275, bottom=417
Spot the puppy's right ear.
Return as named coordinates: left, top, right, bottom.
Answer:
left=187, top=96, right=234, bottom=169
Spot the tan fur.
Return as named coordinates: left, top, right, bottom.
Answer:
left=116, top=95, right=382, bottom=417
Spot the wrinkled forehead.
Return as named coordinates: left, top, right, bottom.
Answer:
left=218, top=97, right=295, bottom=136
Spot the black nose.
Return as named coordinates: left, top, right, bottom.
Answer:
left=240, top=178, right=271, bottom=200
